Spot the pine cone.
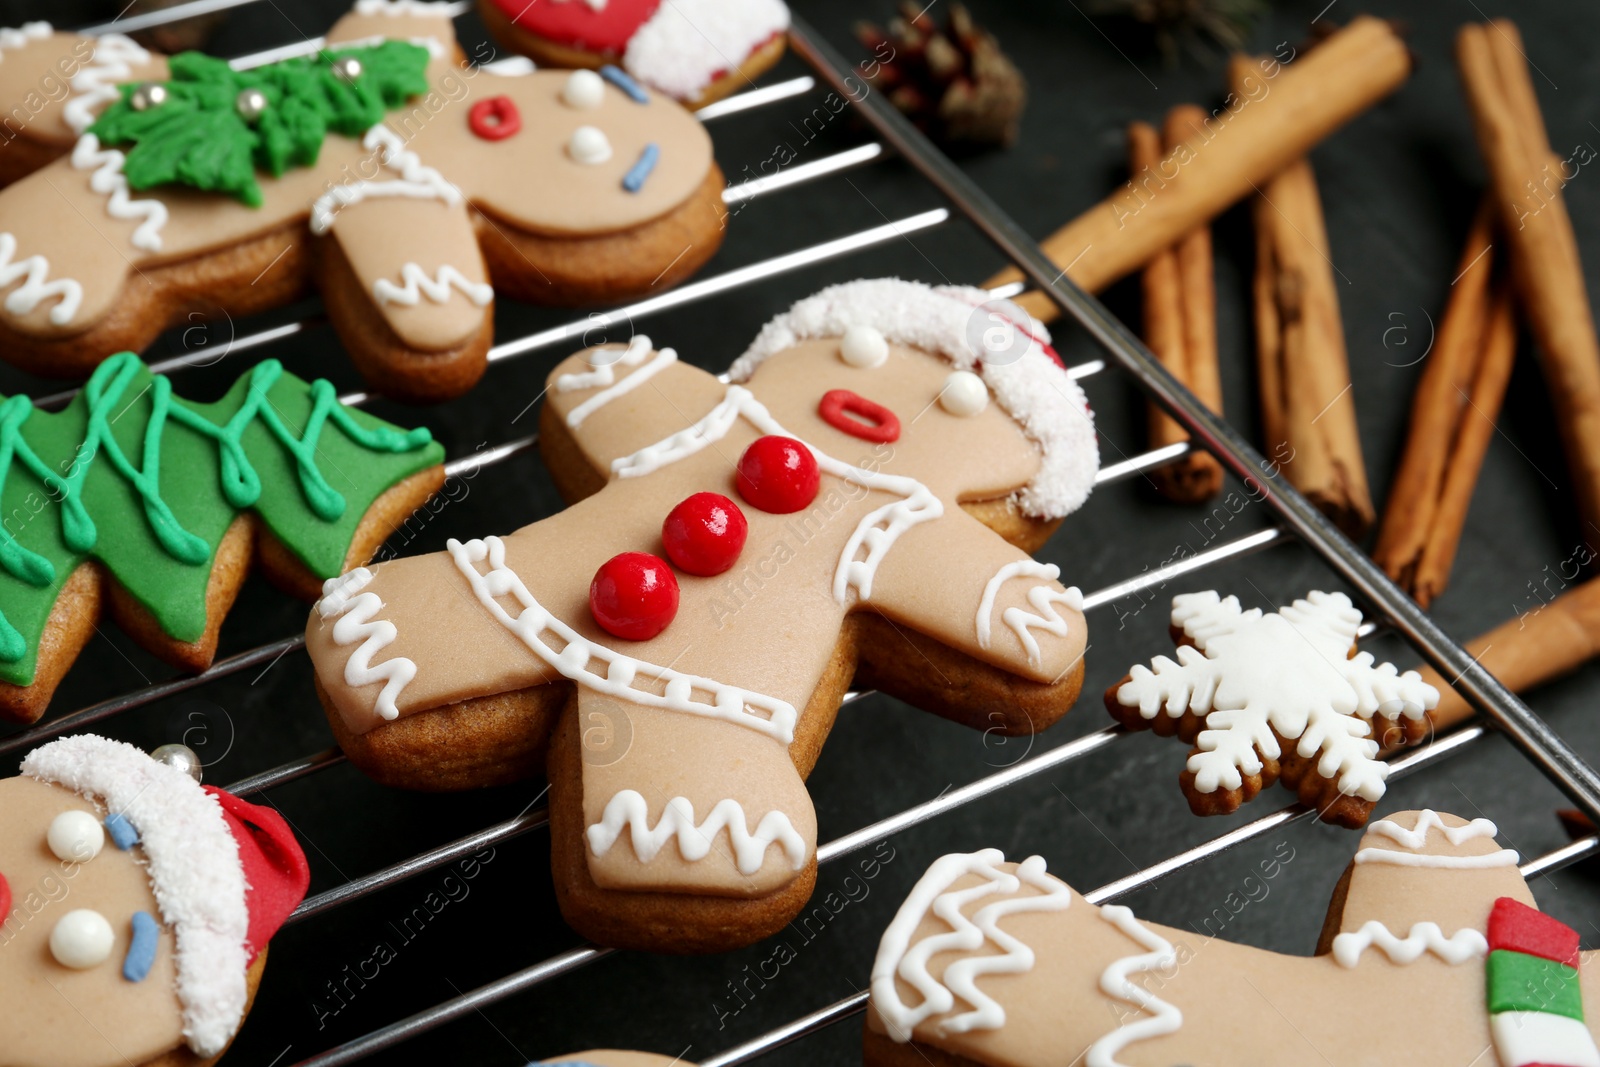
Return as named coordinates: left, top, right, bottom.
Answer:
left=856, top=3, right=1026, bottom=152
left=1089, top=0, right=1268, bottom=62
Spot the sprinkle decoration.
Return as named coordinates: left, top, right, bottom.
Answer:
left=622, top=142, right=660, bottom=193
left=468, top=95, right=521, bottom=140
left=600, top=63, right=651, bottom=104
left=123, top=910, right=160, bottom=982
left=104, top=812, right=140, bottom=851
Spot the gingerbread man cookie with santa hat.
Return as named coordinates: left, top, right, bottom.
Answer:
left=1, top=734, right=310, bottom=1067
left=305, top=278, right=1100, bottom=952
left=867, top=809, right=1597, bottom=1067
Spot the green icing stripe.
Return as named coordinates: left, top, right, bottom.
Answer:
left=1487, top=948, right=1585, bottom=1020
left=0, top=352, right=442, bottom=684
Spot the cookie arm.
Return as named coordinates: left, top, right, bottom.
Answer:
left=858, top=505, right=1087, bottom=684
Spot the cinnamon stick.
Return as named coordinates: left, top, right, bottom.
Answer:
left=1407, top=577, right=1600, bottom=739
left=986, top=16, right=1412, bottom=322
left=1129, top=112, right=1224, bottom=502
left=1237, top=53, right=1373, bottom=538
left=1458, top=21, right=1600, bottom=541
left=1372, top=203, right=1517, bottom=608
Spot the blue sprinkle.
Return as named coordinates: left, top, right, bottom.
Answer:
left=104, top=812, right=139, bottom=850
left=123, top=911, right=159, bottom=982
left=599, top=64, right=649, bottom=104
left=622, top=143, right=660, bottom=194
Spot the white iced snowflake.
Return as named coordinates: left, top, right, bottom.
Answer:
left=1116, top=591, right=1439, bottom=802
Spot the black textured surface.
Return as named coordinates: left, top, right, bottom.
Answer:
left=4, top=1, right=1600, bottom=1065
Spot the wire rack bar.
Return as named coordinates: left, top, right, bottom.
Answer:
left=787, top=18, right=1600, bottom=825
left=79, top=0, right=269, bottom=36
left=227, top=747, right=346, bottom=797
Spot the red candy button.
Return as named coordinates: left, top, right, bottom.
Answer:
left=818, top=389, right=901, bottom=443
left=590, top=552, right=679, bottom=641
left=736, top=435, right=820, bottom=514
left=469, top=96, right=522, bottom=141
left=663, top=492, right=748, bottom=576
left=0, top=870, right=9, bottom=921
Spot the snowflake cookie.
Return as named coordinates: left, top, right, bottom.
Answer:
left=1104, top=590, right=1439, bottom=826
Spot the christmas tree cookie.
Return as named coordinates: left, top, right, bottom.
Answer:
left=0, top=351, right=445, bottom=723
left=0, top=1, right=726, bottom=401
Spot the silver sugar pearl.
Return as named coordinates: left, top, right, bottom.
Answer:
left=151, top=743, right=203, bottom=783
left=331, top=55, right=363, bottom=82
left=235, top=87, right=269, bottom=124
left=129, top=82, right=168, bottom=112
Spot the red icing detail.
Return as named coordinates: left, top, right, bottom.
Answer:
left=818, top=389, right=901, bottom=444
left=491, top=0, right=661, bottom=56
left=204, top=786, right=311, bottom=963
left=469, top=96, right=522, bottom=141
left=590, top=552, right=679, bottom=640
left=0, top=870, right=10, bottom=922
left=662, top=492, right=748, bottom=576
left=1487, top=896, right=1581, bottom=967
left=736, top=436, right=820, bottom=514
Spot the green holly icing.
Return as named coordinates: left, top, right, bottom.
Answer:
left=0, top=352, right=443, bottom=686
left=87, top=40, right=432, bottom=207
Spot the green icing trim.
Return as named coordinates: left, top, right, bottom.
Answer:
left=0, top=353, right=444, bottom=685
left=87, top=41, right=432, bottom=207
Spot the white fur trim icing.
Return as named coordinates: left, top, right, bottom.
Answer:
left=585, top=789, right=807, bottom=875
left=71, top=134, right=169, bottom=252
left=623, top=0, right=790, bottom=101
left=317, top=567, right=418, bottom=721
left=64, top=34, right=151, bottom=134
left=873, top=849, right=1070, bottom=1041
left=20, top=735, right=249, bottom=1057
left=730, top=279, right=1099, bottom=519
left=0, top=232, right=83, bottom=324
left=372, top=263, right=493, bottom=308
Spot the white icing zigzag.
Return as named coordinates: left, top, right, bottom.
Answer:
left=0, top=232, right=83, bottom=325
left=585, top=789, right=807, bottom=875
left=0, top=22, right=51, bottom=54
left=447, top=535, right=798, bottom=744
left=317, top=568, right=417, bottom=721
left=1089, top=905, right=1184, bottom=1067
left=71, top=134, right=169, bottom=252
left=873, top=849, right=1071, bottom=1041
left=556, top=336, right=679, bottom=429
left=1353, top=809, right=1520, bottom=869
left=372, top=262, right=493, bottom=308
left=310, top=124, right=462, bottom=235
left=64, top=34, right=151, bottom=134
left=352, top=0, right=460, bottom=16
left=608, top=384, right=944, bottom=604
left=1331, top=920, right=1488, bottom=968
left=975, top=559, right=1085, bottom=668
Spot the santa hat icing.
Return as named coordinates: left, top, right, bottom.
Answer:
left=729, top=278, right=1101, bottom=519
left=20, top=734, right=310, bottom=1058
left=487, top=0, right=791, bottom=102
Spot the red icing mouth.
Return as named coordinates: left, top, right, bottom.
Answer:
left=493, top=0, right=661, bottom=55
left=819, top=389, right=901, bottom=444
left=0, top=870, right=10, bottom=921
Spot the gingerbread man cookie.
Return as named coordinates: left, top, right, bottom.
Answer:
left=534, top=1055, right=694, bottom=1067
left=478, top=0, right=789, bottom=110
left=867, top=810, right=1596, bottom=1067
left=0, top=350, right=444, bottom=724
left=1106, top=590, right=1439, bottom=826
left=2, top=734, right=310, bottom=1067
left=0, top=1, right=726, bottom=400
left=306, top=279, right=1100, bottom=952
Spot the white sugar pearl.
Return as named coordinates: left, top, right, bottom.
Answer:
left=50, top=910, right=114, bottom=969
left=562, top=69, right=605, bottom=109
left=568, top=125, right=613, bottom=165
left=839, top=325, right=888, bottom=368
left=47, top=810, right=104, bottom=863
left=940, top=370, right=988, bottom=416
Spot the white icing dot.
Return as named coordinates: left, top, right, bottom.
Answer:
left=562, top=68, right=606, bottom=109
left=940, top=370, right=989, bottom=416
left=839, top=325, right=888, bottom=368
left=47, top=810, right=104, bottom=862
left=568, top=125, right=613, bottom=165
left=50, top=910, right=115, bottom=969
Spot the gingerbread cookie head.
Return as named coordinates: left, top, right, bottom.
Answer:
left=1106, top=590, right=1439, bottom=826
left=1, top=735, right=310, bottom=1067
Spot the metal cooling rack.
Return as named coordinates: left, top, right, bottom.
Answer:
left=8, top=1, right=1600, bottom=1063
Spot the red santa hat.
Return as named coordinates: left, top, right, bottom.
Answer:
left=20, top=734, right=310, bottom=1058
